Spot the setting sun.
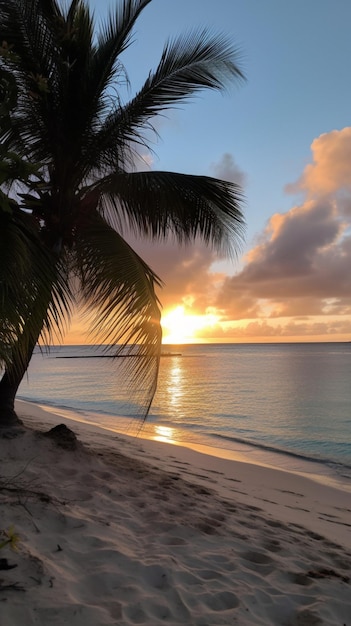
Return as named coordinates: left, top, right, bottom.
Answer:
left=161, top=306, right=220, bottom=344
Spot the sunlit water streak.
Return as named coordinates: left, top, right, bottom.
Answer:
left=17, top=342, right=351, bottom=488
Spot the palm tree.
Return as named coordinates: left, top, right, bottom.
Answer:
left=0, top=0, right=245, bottom=429
left=0, top=63, right=65, bottom=422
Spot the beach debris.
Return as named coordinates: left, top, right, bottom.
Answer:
left=0, top=558, right=17, bottom=571
left=43, top=424, right=80, bottom=451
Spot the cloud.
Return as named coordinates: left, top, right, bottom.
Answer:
left=210, top=153, right=246, bottom=186
left=213, top=127, right=351, bottom=338
left=130, top=236, right=225, bottom=313
left=286, top=127, right=351, bottom=198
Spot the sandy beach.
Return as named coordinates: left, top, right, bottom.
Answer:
left=0, top=400, right=350, bottom=625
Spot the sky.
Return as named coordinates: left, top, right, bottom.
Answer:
left=66, top=0, right=351, bottom=344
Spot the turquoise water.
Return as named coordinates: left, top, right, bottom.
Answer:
left=18, top=343, right=351, bottom=484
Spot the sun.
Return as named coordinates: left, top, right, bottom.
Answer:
left=161, top=306, right=219, bottom=344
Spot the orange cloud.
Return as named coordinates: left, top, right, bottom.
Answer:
left=214, top=127, right=351, bottom=341
left=286, top=127, right=351, bottom=198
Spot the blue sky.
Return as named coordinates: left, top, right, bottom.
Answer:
left=86, top=0, right=351, bottom=245
left=67, top=0, right=351, bottom=343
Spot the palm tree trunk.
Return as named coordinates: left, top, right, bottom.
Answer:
left=0, top=239, right=62, bottom=429
left=0, top=281, right=54, bottom=428
left=0, top=372, right=24, bottom=426
left=0, top=333, right=38, bottom=428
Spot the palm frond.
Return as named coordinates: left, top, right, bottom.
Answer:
left=73, top=211, right=162, bottom=418
left=75, top=0, right=152, bottom=176
left=40, top=0, right=62, bottom=20
left=148, top=27, right=245, bottom=100
left=88, top=28, right=245, bottom=167
left=0, top=205, right=73, bottom=372
left=100, top=170, right=245, bottom=256
left=0, top=0, right=63, bottom=165
left=0, top=1, right=93, bottom=169
left=0, top=0, right=58, bottom=82
left=94, top=0, right=151, bottom=82
left=39, top=253, right=74, bottom=348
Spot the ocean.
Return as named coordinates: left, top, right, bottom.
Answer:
left=17, top=342, right=351, bottom=490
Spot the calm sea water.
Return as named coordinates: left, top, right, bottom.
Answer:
left=17, top=343, right=351, bottom=487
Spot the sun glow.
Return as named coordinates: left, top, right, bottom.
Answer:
left=161, top=306, right=220, bottom=344
left=153, top=425, right=176, bottom=444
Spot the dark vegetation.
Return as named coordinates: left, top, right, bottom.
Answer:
left=0, top=0, right=245, bottom=428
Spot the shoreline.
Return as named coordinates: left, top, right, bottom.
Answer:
left=0, top=399, right=350, bottom=624
left=15, top=399, right=351, bottom=548
left=17, top=397, right=351, bottom=495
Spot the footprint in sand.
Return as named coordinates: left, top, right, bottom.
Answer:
left=241, top=550, right=274, bottom=567
left=204, top=590, right=239, bottom=611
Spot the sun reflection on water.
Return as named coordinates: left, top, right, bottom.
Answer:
left=167, top=362, right=184, bottom=411
left=153, top=425, right=176, bottom=443
left=152, top=358, right=186, bottom=442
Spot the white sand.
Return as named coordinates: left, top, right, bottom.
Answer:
left=0, top=400, right=350, bottom=625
